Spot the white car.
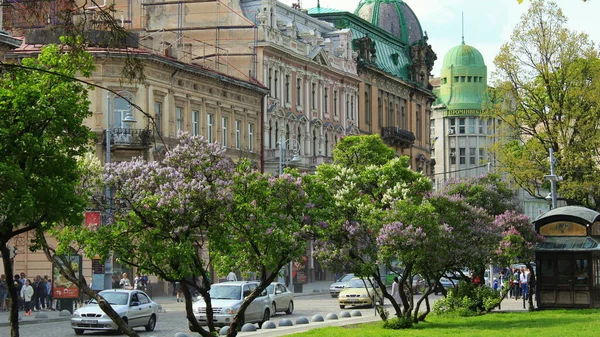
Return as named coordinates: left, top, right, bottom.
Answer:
left=71, top=289, right=159, bottom=335
left=189, top=281, right=271, bottom=330
left=266, top=282, right=294, bottom=316
left=329, top=273, right=355, bottom=297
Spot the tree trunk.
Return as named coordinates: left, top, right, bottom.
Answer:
left=1, top=240, right=20, bottom=337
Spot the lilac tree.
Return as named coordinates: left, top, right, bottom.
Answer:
left=210, top=160, right=325, bottom=335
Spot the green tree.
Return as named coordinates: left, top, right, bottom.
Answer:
left=332, top=134, right=396, bottom=169
left=485, top=0, right=600, bottom=209
left=0, top=43, right=95, bottom=337
left=211, top=160, right=325, bottom=336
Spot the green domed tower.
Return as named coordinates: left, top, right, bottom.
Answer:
left=436, top=39, right=487, bottom=114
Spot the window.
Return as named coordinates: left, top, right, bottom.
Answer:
left=487, top=119, right=494, bottom=135
left=113, top=97, right=132, bottom=128
left=459, top=148, right=466, bottom=165
left=469, top=147, right=476, bottom=165
left=221, top=117, right=228, bottom=147
left=430, top=119, right=435, bottom=139
left=207, top=114, right=214, bottom=142
left=346, top=94, right=350, bottom=119
left=334, top=90, right=338, bottom=116
left=365, top=92, right=371, bottom=124
left=350, top=95, right=354, bottom=120
left=401, top=103, right=406, bottom=129
left=154, top=101, right=162, bottom=136
left=416, top=104, right=422, bottom=140
left=235, top=120, right=241, bottom=150
left=450, top=148, right=456, bottom=165
left=458, top=118, right=465, bottom=134
left=324, top=88, right=329, bottom=113
left=274, top=70, right=279, bottom=98
left=478, top=119, right=484, bottom=134
left=248, top=123, right=254, bottom=152
left=378, top=93, right=383, bottom=128
left=192, top=110, right=200, bottom=136
left=312, top=83, right=316, bottom=110
left=297, top=78, right=302, bottom=106
left=467, top=118, right=475, bottom=134
left=176, top=106, right=183, bottom=132
left=268, top=68, right=273, bottom=96
left=285, top=74, right=290, bottom=103
left=479, top=148, right=485, bottom=163
left=388, top=99, right=394, bottom=127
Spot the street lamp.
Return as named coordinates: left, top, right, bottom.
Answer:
left=104, top=90, right=137, bottom=290
left=544, top=148, right=562, bottom=210
left=278, top=135, right=301, bottom=291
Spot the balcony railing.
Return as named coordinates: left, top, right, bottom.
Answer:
left=102, top=128, right=153, bottom=147
left=381, top=127, right=415, bottom=149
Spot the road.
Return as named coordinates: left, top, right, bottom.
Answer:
left=14, top=293, right=394, bottom=337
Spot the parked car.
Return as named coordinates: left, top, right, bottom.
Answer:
left=338, top=278, right=383, bottom=309
left=434, top=277, right=456, bottom=295
left=329, top=273, right=355, bottom=297
left=189, top=281, right=270, bottom=330
left=71, top=289, right=158, bottom=335
left=266, top=282, right=294, bottom=316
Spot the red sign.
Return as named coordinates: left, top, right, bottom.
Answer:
left=85, top=211, right=101, bottom=229
left=53, top=255, right=82, bottom=299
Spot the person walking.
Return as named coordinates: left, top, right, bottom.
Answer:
left=119, top=273, right=132, bottom=289
left=0, top=274, right=7, bottom=311
left=520, top=268, right=530, bottom=301
left=23, top=279, right=34, bottom=316
left=44, top=275, right=53, bottom=310
left=391, top=276, right=402, bottom=309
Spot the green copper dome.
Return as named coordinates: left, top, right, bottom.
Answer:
left=354, top=0, right=425, bottom=46
left=437, top=41, right=487, bottom=112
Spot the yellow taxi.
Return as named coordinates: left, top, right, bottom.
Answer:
left=338, top=277, right=383, bottom=309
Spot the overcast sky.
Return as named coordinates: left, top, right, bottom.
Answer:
left=279, top=0, right=600, bottom=80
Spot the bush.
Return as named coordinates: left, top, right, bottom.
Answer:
left=383, top=316, right=413, bottom=330
left=433, top=280, right=502, bottom=316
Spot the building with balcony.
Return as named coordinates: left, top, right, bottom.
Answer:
left=309, top=0, right=436, bottom=175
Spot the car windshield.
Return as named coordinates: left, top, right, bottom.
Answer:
left=95, top=292, right=129, bottom=306
left=346, top=279, right=370, bottom=288
left=210, top=285, right=241, bottom=300
left=266, top=284, right=275, bottom=295
left=339, top=274, right=354, bottom=282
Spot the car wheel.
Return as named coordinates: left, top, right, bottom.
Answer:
left=339, top=304, right=345, bottom=309
left=258, top=309, right=270, bottom=329
left=285, top=301, right=294, bottom=315
left=145, top=314, right=157, bottom=332
left=74, top=329, right=85, bottom=335
left=271, top=302, right=276, bottom=317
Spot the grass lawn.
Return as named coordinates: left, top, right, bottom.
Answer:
left=289, top=310, right=600, bottom=337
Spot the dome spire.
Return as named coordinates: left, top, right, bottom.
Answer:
left=461, top=11, right=465, bottom=45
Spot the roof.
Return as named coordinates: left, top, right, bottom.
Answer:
left=354, top=0, right=424, bottom=46
left=533, top=206, right=600, bottom=226
left=442, top=42, right=486, bottom=69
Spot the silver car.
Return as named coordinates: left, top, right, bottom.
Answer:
left=329, top=273, right=355, bottom=297
left=71, top=289, right=159, bottom=335
left=266, top=282, right=294, bottom=316
left=190, top=281, right=271, bottom=330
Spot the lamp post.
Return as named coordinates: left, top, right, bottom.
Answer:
left=278, top=135, right=301, bottom=291
left=104, top=90, right=137, bottom=290
left=544, top=148, right=562, bottom=210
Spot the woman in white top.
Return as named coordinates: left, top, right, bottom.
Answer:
left=391, top=276, right=402, bottom=308
left=119, top=273, right=132, bottom=289
left=23, top=279, right=34, bottom=316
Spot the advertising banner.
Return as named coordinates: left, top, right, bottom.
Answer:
left=53, top=255, right=82, bottom=299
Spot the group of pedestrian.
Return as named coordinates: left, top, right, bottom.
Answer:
left=508, top=266, right=531, bottom=300
left=0, top=272, right=54, bottom=315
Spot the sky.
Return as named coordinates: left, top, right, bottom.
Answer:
left=279, top=0, right=600, bottom=80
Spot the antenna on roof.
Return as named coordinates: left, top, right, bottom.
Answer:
left=317, top=0, right=320, bottom=8
left=461, top=11, right=465, bottom=45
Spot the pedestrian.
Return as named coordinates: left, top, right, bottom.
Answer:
left=227, top=271, right=237, bottom=282
left=520, top=268, right=530, bottom=300
left=0, top=274, right=7, bottom=311
left=119, top=272, right=131, bottom=289
left=111, top=275, right=120, bottom=289
left=44, top=275, right=53, bottom=310
left=514, top=268, right=521, bottom=300
left=23, top=279, right=34, bottom=316
left=14, top=275, right=23, bottom=311
left=133, top=273, right=142, bottom=290
left=391, top=276, right=401, bottom=307
left=174, top=281, right=183, bottom=302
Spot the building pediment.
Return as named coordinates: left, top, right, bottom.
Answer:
left=308, top=46, right=331, bottom=67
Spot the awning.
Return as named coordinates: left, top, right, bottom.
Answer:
left=536, top=236, right=600, bottom=251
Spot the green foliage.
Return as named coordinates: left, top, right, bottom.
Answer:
left=382, top=316, right=413, bottom=330
left=433, top=281, right=502, bottom=316
left=332, top=134, right=395, bottom=169
left=486, top=0, right=600, bottom=209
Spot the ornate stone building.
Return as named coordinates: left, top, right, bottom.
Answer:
left=310, top=0, right=436, bottom=174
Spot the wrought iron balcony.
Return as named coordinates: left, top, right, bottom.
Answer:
left=380, top=127, right=415, bottom=149
left=102, top=128, right=153, bottom=147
